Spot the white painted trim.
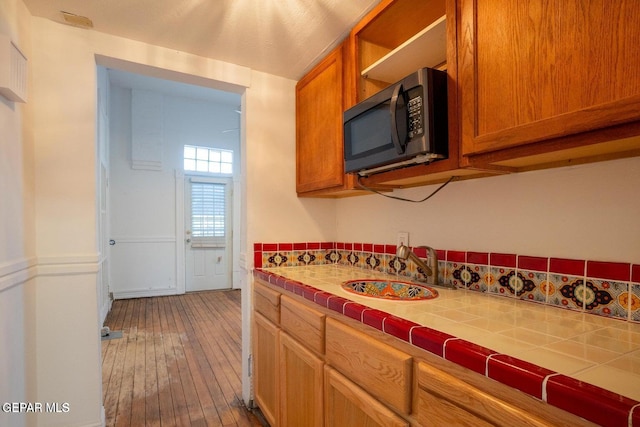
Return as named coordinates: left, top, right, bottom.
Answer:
left=110, top=236, right=177, bottom=243
left=175, top=170, right=186, bottom=294
left=0, top=257, right=38, bottom=292
left=113, top=287, right=178, bottom=300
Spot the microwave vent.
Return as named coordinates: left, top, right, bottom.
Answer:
left=0, top=35, right=27, bottom=103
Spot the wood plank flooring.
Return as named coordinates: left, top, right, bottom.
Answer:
left=101, top=290, right=263, bottom=427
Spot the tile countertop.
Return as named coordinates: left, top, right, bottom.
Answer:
left=255, top=264, right=640, bottom=426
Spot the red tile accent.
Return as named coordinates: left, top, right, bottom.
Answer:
left=490, top=253, right=517, bottom=268
left=362, top=309, right=388, bottom=331
left=385, top=245, right=397, bottom=255
left=345, top=242, right=353, bottom=250
left=363, top=243, right=373, bottom=252
left=254, top=269, right=269, bottom=282
left=373, top=244, right=385, bottom=254
left=383, top=316, right=418, bottom=342
left=467, top=251, right=489, bottom=265
left=413, top=246, right=427, bottom=258
left=343, top=302, right=367, bottom=321
left=487, top=355, right=553, bottom=399
left=313, top=292, right=332, bottom=308
left=308, top=242, right=320, bottom=250
left=410, top=327, right=455, bottom=358
left=253, top=243, right=262, bottom=251
left=546, top=374, right=636, bottom=427
left=444, top=340, right=496, bottom=375
left=293, top=242, right=306, bottom=250
left=354, top=243, right=363, bottom=251
left=327, top=296, right=349, bottom=313
left=302, top=286, right=317, bottom=302
left=435, top=249, right=446, bottom=259
left=284, top=279, right=297, bottom=293
left=549, top=257, right=585, bottom=276
left=278, top=243, right=293, bottom=251
left=633, top=265, right=640, bottom=283
left=336, top=242, right=345, bottom=250
left=263, top=243, right=277, bottom=251
left=587, top=261, right=631, bottom=282
left=321, top=242, right=334, bottom=250
left=274, top=276, right=287, bottom=289
left=632, top=406, right=640, bottom=427
left=254, top=251, right=262, bottom=268
left=447, top=250, right=466, bottom=263
left=518, top=255, right=548, bottom=272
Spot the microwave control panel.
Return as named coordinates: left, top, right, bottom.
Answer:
left=408, top=95, right=424, bottom=138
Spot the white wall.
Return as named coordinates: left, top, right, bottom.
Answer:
left=0, top=1, right=34, bottom=427
left=109, top=83, right=242, bottom=298
left=336, top=157, right=640, bottom=264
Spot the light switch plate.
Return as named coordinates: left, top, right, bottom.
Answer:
left=397, top=232, right=409, bottom=248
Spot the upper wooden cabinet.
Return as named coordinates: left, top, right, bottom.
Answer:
left=459, top=0, right=640, bottom=168
left=348, top=0, right=500, bottom=188
left=296, top=41, right=359, bottom=196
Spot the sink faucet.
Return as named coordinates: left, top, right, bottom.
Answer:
left=396, top=244, right=456, bottom=290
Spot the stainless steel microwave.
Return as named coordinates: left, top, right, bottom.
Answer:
left=343, top=67, right=448, bottom=176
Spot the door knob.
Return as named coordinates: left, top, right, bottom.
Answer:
left=109, top=239, right=116, bottom=246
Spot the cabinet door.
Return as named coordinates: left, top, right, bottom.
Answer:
left=279, top=332, right=324, bottom=427
left=459, top=0, right=640, bottom=157
left=296, top=42, right=348, bottom=195
left=253, top=312, right=279, bottom=427
left=325, top=367, right=408, bottom=427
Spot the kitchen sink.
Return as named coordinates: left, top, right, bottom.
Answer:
left=341, top=279, right=438, bottom=301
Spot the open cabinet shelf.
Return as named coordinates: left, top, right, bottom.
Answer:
left=361, top=15, right=446, bottom=83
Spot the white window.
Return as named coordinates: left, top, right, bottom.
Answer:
left=184, top=145, right=233, bottom=174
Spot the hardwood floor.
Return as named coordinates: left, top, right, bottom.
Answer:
left=101, top=290, right=263, bottom=427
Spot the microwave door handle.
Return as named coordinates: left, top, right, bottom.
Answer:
left=390, top=83, right=409, bottom=155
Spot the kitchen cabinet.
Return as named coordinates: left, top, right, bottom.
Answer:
left=296, top=40, right=360, bottom=197
left=459, top=0, right=640, bottom=169
left=279, top=332, right=324, bottom=427
left=253, top=312, right=279, bottom=427
left=325, top=317, right=412, bottom=414
left=350, top=0, right=502, bottom=189
left=252, top=277, right=595, bottom=427
left=415, top=362, right=552, bottom=426
left=324, top=366, right=408, bottom=427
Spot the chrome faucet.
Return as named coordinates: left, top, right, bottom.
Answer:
left=396, top=244, right=456, bottom=290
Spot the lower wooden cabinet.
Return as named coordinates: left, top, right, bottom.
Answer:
left=253, top=312, right=279, bottom=427
left=252, top=280, right=591, bottom=427
left=279, top=332, right=324, bottom=427
left=325, top=366, right=408, bottom=427
left=414, top=362, right=552, bottom=427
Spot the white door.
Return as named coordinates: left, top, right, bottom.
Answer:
left=185, top=177, right=232, bottom=291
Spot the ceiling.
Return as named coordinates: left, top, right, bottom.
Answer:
left=22, top=0, right=382, bottom=81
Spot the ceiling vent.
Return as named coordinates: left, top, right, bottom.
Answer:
left=0, top=34, right=27, bottom=103
left=61, top=11, right=94, bottom=29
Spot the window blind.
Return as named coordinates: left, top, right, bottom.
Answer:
left=191, top=182, right=226, bottom=238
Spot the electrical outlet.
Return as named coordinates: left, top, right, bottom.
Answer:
left=397, top=232, right=409, bottom=248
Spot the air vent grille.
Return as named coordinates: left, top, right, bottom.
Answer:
left=0, top=35, right=27, bottom=103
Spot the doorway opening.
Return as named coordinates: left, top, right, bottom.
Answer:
left=100, top=66, right=242, bottom=301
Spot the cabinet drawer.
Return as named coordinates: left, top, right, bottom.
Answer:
left=254, top=281, right=280, bottom=324
left=280, top=295, right=325, bottom=355
left=325, top=366, right=409, bottom=427
left=415, top=362, right=551, bottom=427
left=325, top=318, right=412, bottom=414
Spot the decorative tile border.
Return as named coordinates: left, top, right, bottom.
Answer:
left=254, top=242, right=640, bottom=323
left=253, top=267, right=640, bottom=426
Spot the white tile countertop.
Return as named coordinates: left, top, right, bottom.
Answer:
left=260, top=264, right=640, bottom=402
